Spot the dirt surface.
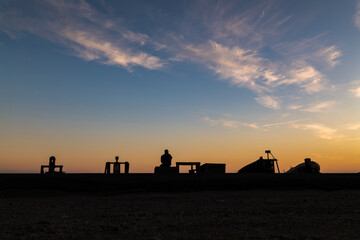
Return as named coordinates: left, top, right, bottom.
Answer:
left=1, top=190, right=360, bottom=239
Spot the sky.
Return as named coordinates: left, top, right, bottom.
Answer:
left=1, top=0, right=360, bottom=173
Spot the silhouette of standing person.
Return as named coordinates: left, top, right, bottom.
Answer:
left=161, top=149, right=172, bottom=167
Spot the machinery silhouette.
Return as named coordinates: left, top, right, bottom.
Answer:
left=155, top=149, right=225, bottom=174
left=238, top=150, right=280, bottom=173
left=37, top=150, right=321, bottom=175
left=287, top=158, right=320, bottom=173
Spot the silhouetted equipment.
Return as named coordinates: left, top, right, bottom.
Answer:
left=198, top=163, right=226, bottom=174
left=155, top=161, right=226, bottom=175
left=176, top=162, right=201, bottom=174
left=104, top=156, right=129, bottom=174
left=40, top=156, right=63, bottom=174
left=286, top=158, right=320, bottom=173
left=155, top=149, right=227, bottom=174
left=238, top=150, right=280, bottom=173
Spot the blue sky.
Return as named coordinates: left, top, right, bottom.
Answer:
left=1, top=0, right=360, bottom=172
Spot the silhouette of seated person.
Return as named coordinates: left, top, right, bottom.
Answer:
left=155, top=149, right=177, bottom=174
left=160, top=149, right=172, bottom=167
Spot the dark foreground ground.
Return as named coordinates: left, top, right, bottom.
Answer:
left=2, top=173, right=360, bottom=192
left=1, top=189, right=360, bottom=240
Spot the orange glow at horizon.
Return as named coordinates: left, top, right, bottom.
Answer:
left=1, top=126, right=360, bottom=173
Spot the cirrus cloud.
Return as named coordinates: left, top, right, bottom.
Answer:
left=292, top=123, right=340, bottom=140
left=255, top=95, right=280, bottom=109
left=0, top=0, right=344, bottom=110
left=355, top=1, right=360, bottom=30
left=304, top=101, right=337, bottom=113
left=0, top=0, right=165, bottom=70
left=350, top=87, right=360, bottom=98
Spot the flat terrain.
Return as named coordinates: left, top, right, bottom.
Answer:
left=1, top=189, right=360, bottom=239
left=2, top=173, right=360, bottom=192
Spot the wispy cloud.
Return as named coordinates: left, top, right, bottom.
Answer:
left=173, top=3, right=339, bottom=108
left=263, top=119, right=304, bottom=128
left=203, top=114, right=305, bottom=131
left=0, top=0, right=343, bottom=109
left=317, top=46, right=342, bottom=68
left=243, top=123, right=260, bottom=129
left=292, top=123, right=340, bottom=140
left=274, top=35, right=342, bottom=70
left=206, top=1, right=292, bottom=48
left=183, top=41, right=274, bottom=93
left=202, top=116, right=217, bottom=126
left=181, top=40, right=331, bottom=109
left=281, top=63, right=327, bottom=93
left=350, top=87, right=360, bottom=97
left=0, top=0, right=164, bottom=70
left=287, top=105, right=303, bottom=110
left=222, top=120, right=241, bottom=129
left=62, top=29, right=163, bottom=70
left=202, top=116, right=258, bottom=130
left=346, top=123, right=360, bottom=130
left=255, top=95, right=280, bottom=109
left=203, top=113, right=340, bottom=141
left=122, top=31, right=149, bottom=46
left=304, top=101, right=337, bottom=112
left=355, top=1, right=360, bottom=30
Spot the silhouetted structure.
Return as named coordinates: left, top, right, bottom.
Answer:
left=40, top=156, right=63, bottom=174
left=176, top=162, right=201, bottom=174
left=161, top=149, right=172, bottom=167
left=286, top=158, right=320, bottom=173
left=198, top=163, right=226, bottom=174
left=238, top=150, right=280, bottom=173
left=104, top=156, right=129, bottom=174
left=155, top=148, right=227, bottom=175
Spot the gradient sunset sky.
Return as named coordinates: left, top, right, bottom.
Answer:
left=1, top=0, right=360, bottom=173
